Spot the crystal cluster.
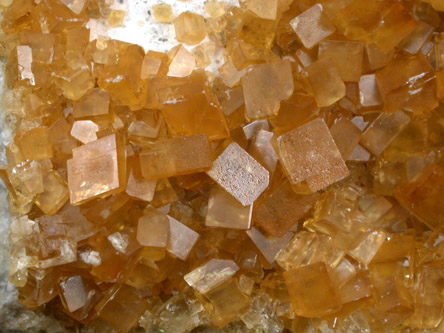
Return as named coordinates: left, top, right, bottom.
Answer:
left=1, top=0, right=444, bottom=332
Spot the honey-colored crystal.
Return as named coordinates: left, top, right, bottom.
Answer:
left=247, top=0, right=278, bottom=21
left=206, top=186, right=252, bottom=230
left=284, top=262, right=342, bottom=318
left=277, top=118, right=349, bottom=193
left=34, top=171, right=69, bottom=215
left=70, top=120, right=99, bottom=144
left=137, top=208, right=169, bottom=248
left=174, top=12, right=206, bottom=45
left=67, top=133, right=126, bottom=205
left=290, top=4, right=336, bottom=49
left=304, top=56, right=346, bottom=107
left=152, top=4, right=173, bottom=23
left=166, top=216, right=199, bottom=261
left=241, top=59, right=294, bottom=119
left=3, top=0, right=444, bottom=331
left=318, top=40, right=363, bottom=82
left=139, top=134, right=212, bottom=180
left=360, top=110, right=411, bottom=156
left=15, top=127, right=52, bottom=161
left=200, top=278, right=251, bottom=328
left=72, top=88, right=110, bottom=118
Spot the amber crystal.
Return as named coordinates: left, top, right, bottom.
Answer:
left=2, top=0, right=444, bottom=331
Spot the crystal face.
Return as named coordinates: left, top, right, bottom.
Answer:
left=2, top=0, right=444, bottom=331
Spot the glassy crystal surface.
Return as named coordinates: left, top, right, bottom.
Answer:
left=166, top=216, right=200, bottom=260
left=67, top=133, right=126, bottom=205
left=206, top=186, right=253, bottom=230
left=241, top=59, right=294, bottom=119
left=290, top=4, right=336, bottom=49
left=184, top=258, right=239, bottom=294
left=283, top=262, right=342, bottom=317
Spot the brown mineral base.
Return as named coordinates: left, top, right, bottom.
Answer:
left=1, top=0, right=444, bottom=332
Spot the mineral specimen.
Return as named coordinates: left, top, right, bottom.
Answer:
left=2, top=0, right=444, bottom=331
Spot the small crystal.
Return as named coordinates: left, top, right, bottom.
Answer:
left=360, top=110, right=411, bottom=156
left=359, top=74, right=383, bottom=107
left=152, top=4, right=173, bottom=23
left=139, top=134, right=213, bottom=180
left=283, top=262, right=342, bottom=318
left=167, top=44, right=196, bottom=77
left=290, top=4, right=336, bottom=49
left=137, top=208, right=169, bottom=248
left=184, top=258, right=239, bottom=294
left=207, top=142, right=269, bottom=206
left=70, top=120, right=99, bottom=144
left=304, top=56, right=346, bottom=107
left=206, top=186, right=252, bottom=230
left=318, top=40, right=363, bottom=82
left=166, top=216, right=199, bottom=260
left=72, top=88, right=110, bottom=118
left=67, top=133, right=126, bottom=205
left=174, top=12, right=206, bottom=45
left=277, top=118, right=349, bottom=193
left=247, top=0, right=278, bottom=21
left=241, top=59, right=294, bottom=119
left=246, top=227, right=293, bottom=265
left=58, top=275, right=87, bottom=313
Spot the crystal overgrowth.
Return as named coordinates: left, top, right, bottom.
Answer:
left=2, top=0, right=444, bottom=331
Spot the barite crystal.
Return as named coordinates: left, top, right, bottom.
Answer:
left=290, top=4, right=336, bottom=49
left=174, top=12, right=206, bottom=45
left=206, top=186, right=253, bottom=230
left=184, top=258, right=239, bottom=294
left=284, top=262, right=342, bottom=318
left=241, top=59, right=294, bottom=119
left=67, top=133, right=126, bottom=205
left=207, top=142, right=269, bottom=206
left=277, top=118, right=349, bottom=193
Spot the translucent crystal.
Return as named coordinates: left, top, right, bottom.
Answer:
left=184, top=258, right=239, bottom=294
left=290, top=4, right=336, bottom=49
left=247, top=0, right=278, bottom=21
left=360, top=110, right=411, bottom=156
left=359, top=74, right=383, bottom=107
left=67, top=133, right=126, bottom=205
left=246, top=227, right=293, bottom=265
left=241, top=59, right=294, bottom=119
left=166, top=215, right=199, bottom=260
left=139, top=134, right=212, bottom=180
left=152, top=4, right=173, bottom=23
left=72, top=88, right=110, bottom=118
left=174, top=12, right=206, bottom=45
left=206, top=186, right=252, bottom=230
left=34, top=171, right=69, bottom=215
left=70, top=120, right=99, bottom=144
left=137, top=208, right=169, bottom=248
left=318, top=40, right=363, bottom=82
left=283, top=262, right=342, bottom=318
left=304, top=57, right=346, bottom=107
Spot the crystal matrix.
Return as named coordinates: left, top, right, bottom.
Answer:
left=2, top=0, right=444, bottom=331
